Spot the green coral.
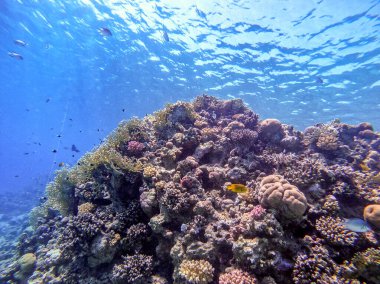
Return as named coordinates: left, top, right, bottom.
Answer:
left=45, top=167, right=76, bottom=216
left=152, top=102, right=198, bottom=138
left=349, top=248, right=380, bottom=283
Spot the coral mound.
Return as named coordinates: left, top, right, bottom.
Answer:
left=258, top=175, right=307, bottom=219
left=1, top=95, right=380, bottom=284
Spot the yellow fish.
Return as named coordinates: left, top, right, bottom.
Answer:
left=226, top=184, right=248, bottom=193
left=359, top=162, right=370, bottom=172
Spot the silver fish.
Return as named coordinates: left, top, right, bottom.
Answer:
left=14, top=39, right=27, bottom=46
left=8, top=52, right=23, bottom=60
left=343, top=218, right=372, bottom=233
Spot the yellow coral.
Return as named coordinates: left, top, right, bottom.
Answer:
left=179, top=259, right=214, bottom=284
left=78, top=202, right=95, bottom=214
left=143, top=165, right=157, bottom=178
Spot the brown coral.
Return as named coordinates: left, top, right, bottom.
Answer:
left=363, top=204, right=380, bottom=229
left=258, top=175, right=308, bottom=219
left=178, top=259, right=214, bottom=284
left=315, top=216, right=358, bottom=245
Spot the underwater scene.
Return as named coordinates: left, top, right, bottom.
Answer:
left=0, top=1, right=380, bottom=283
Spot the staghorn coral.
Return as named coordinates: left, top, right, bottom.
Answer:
left=218, top=268, right=258, bottom=284
left=258, top=175, right=307, bottom=219
left=178, top=259, right=214, bottom=284
left=315, top=216, right=358, bottom=245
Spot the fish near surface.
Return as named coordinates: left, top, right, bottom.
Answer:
left=8, top=52, right=23, bottom=60
left=226, top=184, right=248, bottom=193
left=343, top=218, right=372, bottom=233
left=14, top=39, right=27, bottom=46
left=99, top=27, right=112, bottom=36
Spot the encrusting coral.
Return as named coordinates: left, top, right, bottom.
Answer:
left=1, top=95, right=380, bottom=284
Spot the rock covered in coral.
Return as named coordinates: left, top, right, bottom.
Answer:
left=2, top=95, right=380, bottom=284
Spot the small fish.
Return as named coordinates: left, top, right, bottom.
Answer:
left=57, top=134, right=62, bottom=138
left=58, top=162, right=65, bottom=167
left=122, top=109, right=125, bottom=112
left=162, top=25, right=169, bottom=42
left=226, top=183, right=249, bottom=194
left=359, top=162, right=370, bottom=172
left=71, top=144, right=80, bottom=153
left=343, top=218, right=372, bottom=233
left=316, top=76, right=323, bottom=84
left=8, top=52, right=23, bottom=60
left=46, top=98, right=50, bottom=103
left=14, top=39, right=27, bottom=46
left=99, top=27, right=112, bottom=36
left=52, top=149, right=57, bottom=153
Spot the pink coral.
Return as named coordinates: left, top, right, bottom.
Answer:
left=219, top=268, right=258, bottom=284
left=127, top=140, right=145, bottom=156
left=249, top=205, right=266, bottom=220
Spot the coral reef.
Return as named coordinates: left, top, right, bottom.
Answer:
left=1, top=95, right=380, bottom=284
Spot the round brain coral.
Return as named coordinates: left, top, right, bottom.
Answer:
left=258, top=175, right=307, bottom=219
left=363, top=204, right=380, bottom=229
left=179, top=259, right=214, bottom=284
left=219, top=268, right=258, bottom=284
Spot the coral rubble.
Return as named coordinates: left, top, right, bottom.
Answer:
left=1, top=95, right=380, bottom=284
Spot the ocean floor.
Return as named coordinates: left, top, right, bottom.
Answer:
left=1, top=96, right=379, bottom=284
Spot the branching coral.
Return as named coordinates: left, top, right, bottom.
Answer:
left=218, top=268, right=258, bottom=284
left=315, top=216, right=358, bottom=245
left=343, top=248, right=380, bottom=283
left=178, top=259, right=214, bottom=284
left=293, top=236, right=338, bottom=284
left=111, top=254, right=153, bottom=284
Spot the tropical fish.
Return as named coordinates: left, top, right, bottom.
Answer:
left=226, top=184, right=248, bottom=194
left=343, top=218, right=372, bottom=233
left=316, top=76, right=323, bottom=84
left=359, top=162, right=370, bottom=172
left=14, top=39, right=27, bottom=46
left=99, top=27, right=112, bottom=36
left=58, top=162, right=65, bottom=167
left=8, top=52, right=23, bottom=60
left=71, top=144, right=80, bottom=153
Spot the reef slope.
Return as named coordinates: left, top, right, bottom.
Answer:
left=1, top=96, right=379, bottom=284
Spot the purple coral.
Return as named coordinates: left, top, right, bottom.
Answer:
left=230, top=128, right=258, bottom=146
left=250, top=205, right=266, bottom=220
left=127, top=140, right=145, bottom=156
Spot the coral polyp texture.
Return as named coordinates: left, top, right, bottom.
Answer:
left=1, top=95, right=380, bottom=284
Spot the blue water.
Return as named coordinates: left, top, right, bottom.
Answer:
left=0, top=0, right=379, bottom=200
